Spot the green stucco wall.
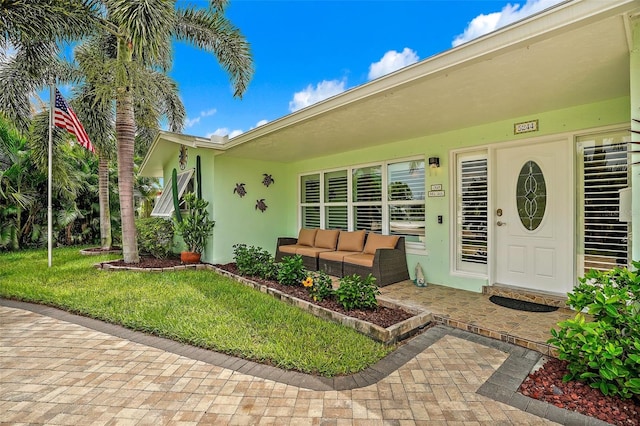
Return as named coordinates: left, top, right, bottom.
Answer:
left=160, top=96, right=631, bottom=292
left=209, top=156, right=295, bottom=264
left=164, top=150, right=295, bottom=264
left=286, top=97, right=630, bottom=292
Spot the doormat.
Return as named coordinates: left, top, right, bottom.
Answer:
left=489, top=295, right=558, bottom=312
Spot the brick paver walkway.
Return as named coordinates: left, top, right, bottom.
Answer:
left=1, top=302, right=604, bottom=425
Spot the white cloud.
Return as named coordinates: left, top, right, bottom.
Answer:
left=367, top=48, right=419, bottom=80
left=452, top=0, right=563, bottom=47
left=204, top=119, right=266, bottom=139
left=185, top=108, right=218, bottom=128
left=289, top=79, right=346, bottom=112
left=185, top=117, right=201, bottom=128
left=207, top=128, right=244, bottom=139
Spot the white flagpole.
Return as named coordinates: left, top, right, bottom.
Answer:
left=48, top=85, right=54, bottom=267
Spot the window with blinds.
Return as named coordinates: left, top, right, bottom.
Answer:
left=578, top=132, right=630, bottom=273
left=353, top=166, right=382, bottom=232
left=325, top=171, right=348, bottom=230
left=298, top=158, right=425, bottom=248
left=151, top=169, right=194, bottom=217
left=388, top=160, right=425, bottom=243
left=455, top=153, right=488, bottom=273
left=301, top=174, right=320, bottom=228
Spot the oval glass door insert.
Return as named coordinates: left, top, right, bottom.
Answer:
left=516, top=160, right=546, bottom=230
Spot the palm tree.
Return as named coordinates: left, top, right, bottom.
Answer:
left=1, top=1, right=253, bottom=262
left=103, top=0, right=253, bottom=263
left=74, top=31, right=186, bottom=250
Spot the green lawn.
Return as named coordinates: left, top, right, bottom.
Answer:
left=0, top=247, right=393, bottom=376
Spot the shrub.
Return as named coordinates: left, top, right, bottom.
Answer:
left=232, top=244, right=278, bottom=280
left=303, top=271, right=334, bottom=302
left=548, top=261, right=640, bottom=399
left=335, top=274, right=379, bottom=311
left=277, top=255, right=307, bottom=286
left=136, top=217, right=175, bottom=259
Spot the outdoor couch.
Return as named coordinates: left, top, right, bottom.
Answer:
left=275, top=228, right=340, bottom=270
left=275, top=228, right=409, bottom=286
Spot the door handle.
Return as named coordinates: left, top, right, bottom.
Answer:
left=497, top=221, right=507, bottom=226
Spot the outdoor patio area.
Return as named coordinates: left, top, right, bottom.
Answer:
left=379, top=281, right=577, bottom=356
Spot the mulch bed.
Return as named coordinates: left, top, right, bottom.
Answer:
left=519, top=357, right=639, bottom=426
left=106, top=256, right=182, bottom=268
left=214, top=263, right=414, bottom=329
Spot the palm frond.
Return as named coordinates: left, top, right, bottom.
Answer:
left=105, top=0, right=175, bottom=70
left=72, top=84, right=117, bottom=159
left=1, top=0, right=100, bottom=48
left=174, top=6, right=254, bottom=98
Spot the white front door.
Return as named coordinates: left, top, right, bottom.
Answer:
left=495, top=140, right=573, bottom=295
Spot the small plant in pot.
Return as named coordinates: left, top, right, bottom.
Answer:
left=174, top=192, right=215, bottom=263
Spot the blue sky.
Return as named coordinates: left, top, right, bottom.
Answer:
left=170, top=0, right=562, bottom=139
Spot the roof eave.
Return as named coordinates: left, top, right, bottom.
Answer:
left=226, top=0, right=638, bottom=148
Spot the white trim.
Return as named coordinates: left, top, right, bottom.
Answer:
left=150, top=169, right=195, bottom=218
left=450, top=150, right=489, bottom=277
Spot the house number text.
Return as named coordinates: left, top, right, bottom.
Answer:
left=514, top=119, right=539, bottom=134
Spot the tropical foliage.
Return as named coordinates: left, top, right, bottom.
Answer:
left=0, top=0, right=254, bottom=256
left=0, top=114, right=109, bottom=250
left=549, top=262, right=640, bottom=399
left=136, top=217, right=175, bottom=259
left=174, top=192, right=215, bottom=254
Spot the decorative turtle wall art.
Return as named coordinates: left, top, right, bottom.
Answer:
left=262, top=173, right=275, bottom=187
left=255, top=199, right=268, bottom=212
left=233, top=183, right=247, bottom=197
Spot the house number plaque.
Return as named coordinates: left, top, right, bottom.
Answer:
left=514, top=119, right=539, bottom=134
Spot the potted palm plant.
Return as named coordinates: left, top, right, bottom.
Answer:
left=174, top=192, right=215, bottom=263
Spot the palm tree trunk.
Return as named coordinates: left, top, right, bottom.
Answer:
left=98, top=156, right=112, bottom=250
left=116, top=39, right=139, bottom=263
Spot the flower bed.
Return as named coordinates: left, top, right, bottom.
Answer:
left=213, top=263, right=432, bottom=344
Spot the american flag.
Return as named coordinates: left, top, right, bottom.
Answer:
left=53, top=89, right=94, bottom=153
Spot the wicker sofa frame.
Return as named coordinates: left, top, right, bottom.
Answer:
left=275, top=237, right=319, bottom=270
left=275, top=233, right=409, bottom=287
left=342, top=237, right=409, bottom=287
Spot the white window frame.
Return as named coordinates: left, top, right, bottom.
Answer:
left=324, top=169, right=349, bottom=230
left=151, top=169, right=194, bottom=218
left=576, top=129, right=631, bottom=273
left=387, top=159, right=426, bottom=247
left=451, top=150, right=489, bottom=277
left=298, top=156, right=425, bottom=250
left=300, top=173, right=321, bottom=228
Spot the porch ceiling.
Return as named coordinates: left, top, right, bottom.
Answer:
left=224, top=1, right=635, bottom=163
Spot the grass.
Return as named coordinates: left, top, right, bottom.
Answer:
left=0, top=247, right=393, bottom=376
